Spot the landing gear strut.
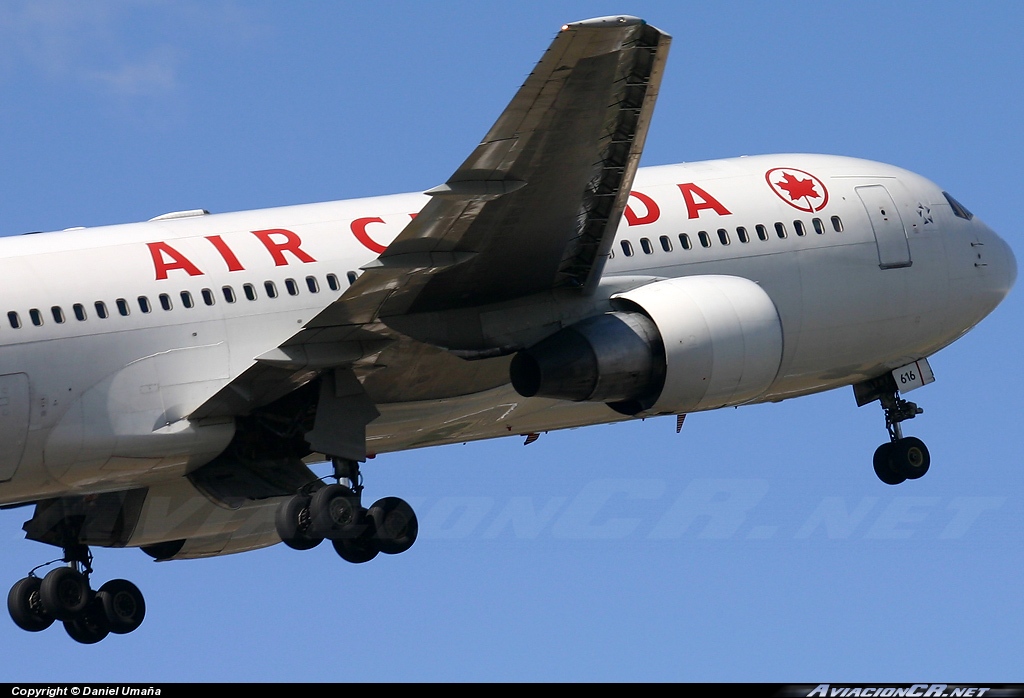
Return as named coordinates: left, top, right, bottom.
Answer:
left=7, top=543, right=145, bottom=644
left=275, top=458, right=418, bottom=563
left=856, top=374, right=931, bottom=485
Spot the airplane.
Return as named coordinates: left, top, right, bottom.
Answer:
left=1, top=15, right=1016, bottom=644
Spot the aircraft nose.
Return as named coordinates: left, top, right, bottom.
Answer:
left=947, top=218, right=1015, bottom=330
left=984, top=223, right=1017, bottom=300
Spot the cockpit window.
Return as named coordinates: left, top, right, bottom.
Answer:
left=943, top=192, right=974, bottom=220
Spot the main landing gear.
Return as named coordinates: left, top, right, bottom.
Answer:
left=7, top=544, right=145, bottom=644
left=275, top=458, right=418, bottom=563
left=871, top=388, right=931, bottom=485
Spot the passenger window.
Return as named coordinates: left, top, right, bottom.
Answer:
left=243, top=284, right=257, bottom=301
left=95, top=302, right=109, bottom=319
left=640, top=238, right=653, bottom=254
left=201, top=288, right=215, bottom=306
left=51, top=306, right=65, bottom=323
left=159, top=294, right=172, bottom=311
left=698, top=231, right=711, bottom=248
left=794, top=220, right=806, bottom=237
left=812, top=218, right=825, bottom=235
left=180, top=291, right=194, bottom=309
left=285, top=278, right=299, bottom=296
left=775, top=222, right=787, bottom=239
left=72, top=304, right=86, bottom=321
left=29, top=309, right=43, bottom=326
left=756, top=224, right=769, bottom=241
left=328, top=274, right=341, bottom=291
left=344, top=272, right=356, bottom=286
left=620, top=240, right=634, bottom=257
left=115, top=299, right=130, bottom=317
left=138, top=297, right=151, bottom=314
left=679, top=233, right=692, bottom=250
left=659, top=235, right=672, bottom=252
left=736, top=227, right=749, bottom=243
left=306, top=276, right=320, bottom=293
left=264, top=281, right=278, bottom=299
left=717, top=228, right=730, bottom=245
left=7, top=311, right=20, bottom=329
left=223, top=286, right=236, bottom=304
left=831, top=216, right=844, bottom=232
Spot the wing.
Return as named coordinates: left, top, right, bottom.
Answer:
left=191, top=16, right=671, bottom=423
left=346, top=15, right=670, bottom=321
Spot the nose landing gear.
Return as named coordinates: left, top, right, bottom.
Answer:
left=857, top=374, right=931, bottom=485
left=872, top=389, right=931, bottom=485
left=7, top=544, right=146, bottom=644
left=275, top=457, right=418, bottom=563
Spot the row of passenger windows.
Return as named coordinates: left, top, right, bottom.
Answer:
left=6, top=272, right=355, bottom=329
left=2, top=212, right=850, bottom=329
left=612, top=216, right=845, bottom=258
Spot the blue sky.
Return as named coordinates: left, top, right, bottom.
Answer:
left=0, top=0, right=1021, bottom=682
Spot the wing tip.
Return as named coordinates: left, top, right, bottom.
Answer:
left=561, top=15, right=644, bottom=31
left=560, top=15, right=670, bottom=41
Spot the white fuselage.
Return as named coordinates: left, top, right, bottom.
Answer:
left=0, top=153, right=1015, bottom=506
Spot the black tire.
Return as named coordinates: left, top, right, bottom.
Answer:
left=40, top=567, right=91, bottom=621
left=63, top=596, right=110, bottom=645
left=275, top=495, right=322, bottom=550
left=873, top=442, right=906, bottom=485
left=97, top=579, right=145, bottom=635
left=892, top=436, right=931, bottom=480
left=331, top=525, right=380, bottom=564
left=368, top=497, right=419, bottom=555
left=310, top=484, right=360, bottom=539
left=7, top=577, right=54, bottom=632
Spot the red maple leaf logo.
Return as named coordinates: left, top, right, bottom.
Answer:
left=775, top=172, right=820, bottom=201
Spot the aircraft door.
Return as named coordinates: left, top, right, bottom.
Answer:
left=856, top=184, right=911, bottom=269
left=0, top=372, right=30, bottom=481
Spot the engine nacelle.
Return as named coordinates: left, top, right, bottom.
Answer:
left=510, top=311, right=665, bottom=410
left=509, top=275, right=783, bottom=415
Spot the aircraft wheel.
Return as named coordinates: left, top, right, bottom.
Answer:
left=275, top=495, right=323, bottom=550
left=40, top=567, right=92, bottom=621
left=332, top=521, right=380, bottom=564
left=96, top=579, right=146, bottom=635
left=873, top=443, right=906, bottom=485
left=7, top=577, right=54, bottom=632
left=63, top=596, right=110, bottom=645
left=310, top=484, right=360, bottom=539
left=368, top=497, right=419, bottom=555
left=892, top=437, right=930, bottom=480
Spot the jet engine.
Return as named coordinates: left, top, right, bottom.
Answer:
left=510, top=275, right=784, bottom=415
